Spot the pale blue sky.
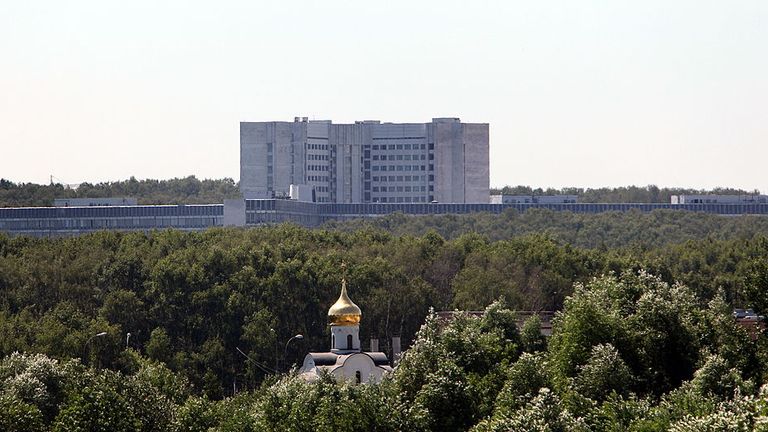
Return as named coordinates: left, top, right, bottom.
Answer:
left=1, top=1, right=766, bottom=191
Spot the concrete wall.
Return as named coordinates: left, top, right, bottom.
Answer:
left=223, top=199, right=246, bottom=226
left=240, top=121, right=306, bottom=199
left=463, top=123, right=490, bottom=203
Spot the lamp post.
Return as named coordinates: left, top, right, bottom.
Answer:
left=126, top=332, right=132, bottom=349
left=284, top=334, right=304, bottom=371
left=84, top=331, right=107, bottom=367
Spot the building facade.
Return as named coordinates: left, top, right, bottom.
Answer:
left=240, top=117, right=490, bottom=204
left=5, top=200, right=768, bottom=237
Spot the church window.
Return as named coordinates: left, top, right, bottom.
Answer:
left=347, top=334, right=353, bottom=350
left=355, top=370, right=361, bottom=384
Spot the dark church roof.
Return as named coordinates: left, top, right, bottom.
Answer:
left=305, top=351, right=391, bottom=367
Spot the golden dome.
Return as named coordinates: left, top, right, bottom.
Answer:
left=328, top=279, right=361, bottom=326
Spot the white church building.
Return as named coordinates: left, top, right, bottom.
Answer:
left=299, top=278, right=392, bottom=383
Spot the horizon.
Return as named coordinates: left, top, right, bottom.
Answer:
left=2, top=1, right=767, bottom=192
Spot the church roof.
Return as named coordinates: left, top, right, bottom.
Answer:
left=304, top=351, right=392, bottom=369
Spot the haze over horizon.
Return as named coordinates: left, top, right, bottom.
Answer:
left=2, top=1, right=766, bottom=192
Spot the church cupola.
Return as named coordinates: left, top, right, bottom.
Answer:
left=328, top=277, right=361, bottom=352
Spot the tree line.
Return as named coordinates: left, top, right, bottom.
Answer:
left=0, top=176, right=240, bottom=207
left=2, top=176, right=759, bottom=207
left=491, top=184, right=759, bottom=203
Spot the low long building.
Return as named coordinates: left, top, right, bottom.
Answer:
left=3, top=199, right=768, bottom=237
left=671, top=194, right=768, bottom=204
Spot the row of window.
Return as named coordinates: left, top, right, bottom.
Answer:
left=373, top=186, right=431, bottom=193
left=373, top=175, right=428, bottom=182
left=307, top=143, right=329, bottom=150
left=372, top=154, right=431, bottom=161
left=308, top=154, right=329, bottom=161
left=0, top=217, right=220, bottom=231
left=0, top=206, right=222, bottom=218
left=371, top=143, right=434, bottom=151
left=372, top=165, right=429, bottom=172
left=372, top=196, right=430, bottom=203
left=307, top=165, right=328, bottom=171
left=242, top=200, right=768, bottom=220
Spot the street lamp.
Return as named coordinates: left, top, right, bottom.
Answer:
left=126, top=332, right=132, bottom=349
left=84, top=332, right=107, bottom=367
left=284, top=334, right=304, bottom=371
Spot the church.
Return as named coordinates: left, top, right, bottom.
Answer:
left=299, top=278, right=392, bottom=383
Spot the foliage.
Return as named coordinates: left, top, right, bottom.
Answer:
left=2, top=220, right=768, bottom=429
left=325, top=207, right=768, bottom=250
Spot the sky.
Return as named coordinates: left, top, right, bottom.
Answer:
left=1, top=1, right=766, bottom=191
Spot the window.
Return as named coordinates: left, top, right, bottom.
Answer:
left=356, top=370, right=362, bottom=384
left=347, top=334, right=353, bottom=350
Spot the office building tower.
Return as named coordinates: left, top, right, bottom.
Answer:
left=240, top=117, right=489, bottom=203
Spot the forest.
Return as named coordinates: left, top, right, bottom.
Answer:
left=2, top=215, right=768, bottom=430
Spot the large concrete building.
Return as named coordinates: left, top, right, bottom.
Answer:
left=240, top=117, right=490, bottom=203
